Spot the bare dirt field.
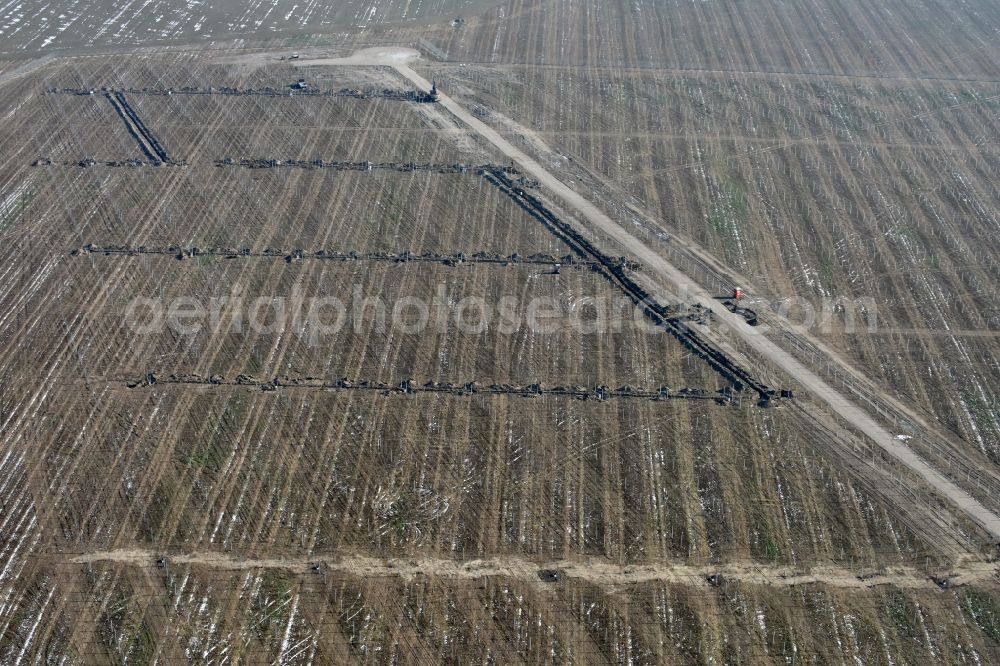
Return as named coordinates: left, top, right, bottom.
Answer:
left=1, top=0, right=1000, bottom=662
left=0, top=0, right=503, bottom=53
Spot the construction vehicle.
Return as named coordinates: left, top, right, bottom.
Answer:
left=715, top=286, right=757, bottom=326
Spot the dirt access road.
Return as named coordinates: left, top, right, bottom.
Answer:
left=382, top=62, right=1000, bottom=541
left=71, top=549, right=999, bottom=591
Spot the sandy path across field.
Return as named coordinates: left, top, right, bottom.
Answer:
left=69, top=548, right=1000, bottom=590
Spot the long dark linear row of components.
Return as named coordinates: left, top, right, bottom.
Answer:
left=104, top=91, right=175, bottom=164
left=481, top=167, right=783, bottom=405
left=31, top=157, right=509, bottom=174
left=213, top=158, right=529, bottom=179
left=130, top=373, right=736, bottom=404
left=73, top=243, right=618, bottom=271
left=32, top=158, right=175, bottom=168
left=46, top=83, right=783, bottom=404
left=49, top=85, right=437, bottom=102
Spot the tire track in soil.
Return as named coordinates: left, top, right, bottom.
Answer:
left=36, top=165, right=203, bottom=530
left=98, top=161, right=307, bottom=553
left=154, top=121, right=342, bottom=551
left=247, top=115, right=420, bottom=556
left=288, top=138, right=434, bottom=557
left=2, top=164, right=196, bottom=577
left=245, top=169, right=374, bottom=556
left=93, top=211, right=242, bottom=543
left=294, top=223, right=391, bottom=553
left=181, top=125, right=342, bottom=549
left=183, top=117, right=416, bottom=557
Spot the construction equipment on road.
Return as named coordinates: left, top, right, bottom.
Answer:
left=715, top=286, right=757, bottom=326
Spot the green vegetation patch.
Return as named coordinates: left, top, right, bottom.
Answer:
left=707, top=178, right=748, bottom=261
left=100, top=588, right=156, bottom=665
left=961, top=589, right=1000, bottom=643
left=885, top=589, right=920, bottom=639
